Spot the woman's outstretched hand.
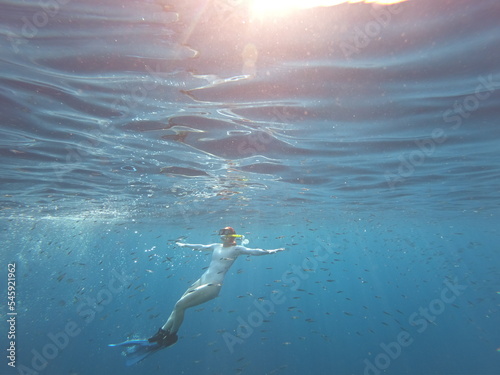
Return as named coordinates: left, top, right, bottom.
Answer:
left=269, top=248, right=285, bottom=254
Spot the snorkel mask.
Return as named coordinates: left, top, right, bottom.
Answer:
left=219, top=227, right=248, bottom=244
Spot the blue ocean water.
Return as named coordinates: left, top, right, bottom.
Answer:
left=1, top=0, right=499, bottom=374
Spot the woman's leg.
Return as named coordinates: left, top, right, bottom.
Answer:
left=162, top=282, right=221, bottom=333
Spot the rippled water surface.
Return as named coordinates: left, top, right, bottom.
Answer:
left=1, top=0, right=499, bottom=374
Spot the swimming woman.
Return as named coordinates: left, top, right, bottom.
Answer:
left=110, top=226, right=284, bottom=365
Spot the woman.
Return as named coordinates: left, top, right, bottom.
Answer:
left=111, top=227, right=284, bottom=365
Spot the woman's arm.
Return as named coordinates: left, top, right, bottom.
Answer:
left=237, top=246, right=285, bottom=256
left=176, top=242, right=216, bottom=251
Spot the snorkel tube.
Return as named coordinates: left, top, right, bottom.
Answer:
left=227, top=234, right=249, bottom=245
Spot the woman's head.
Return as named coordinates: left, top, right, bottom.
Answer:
left=219, top=227, right=241, bottom=246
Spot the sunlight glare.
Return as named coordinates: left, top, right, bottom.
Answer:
left=250, top=0, right=408, bottom=17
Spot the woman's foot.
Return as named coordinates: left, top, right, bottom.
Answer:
left=148, top=328, right=178, bottom=347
